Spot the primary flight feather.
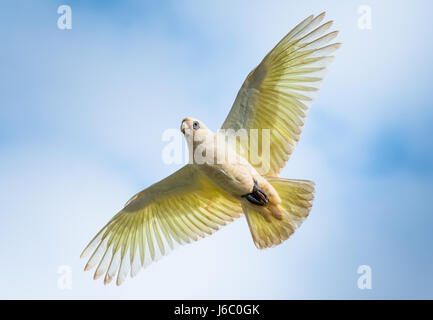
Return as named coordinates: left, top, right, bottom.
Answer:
left=81, top=12, right=340, bottom=285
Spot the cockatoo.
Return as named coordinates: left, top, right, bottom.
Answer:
left=81, top=12, right=340, bottom=285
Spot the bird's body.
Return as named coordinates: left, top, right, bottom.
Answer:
left=192, top=130, right=257, bottom=197
left=185, top=125, right=282, bottom=221
left=82, top=12, right=340, bottom=285
left=198, top=158, right=256, bottom=198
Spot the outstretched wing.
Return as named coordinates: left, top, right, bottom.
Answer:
left=81, top=165, right=242, bottom=285
left=222, top=12, right=340, bottom=176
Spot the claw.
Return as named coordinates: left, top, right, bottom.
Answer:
left=244, top=194, right=265, bottom=206
left=242, top=180, right=269, bottom=206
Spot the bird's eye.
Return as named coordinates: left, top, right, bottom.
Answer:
left=193, top=121, right=200, bottom=130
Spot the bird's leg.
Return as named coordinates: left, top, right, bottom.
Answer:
left=242, top=180, right=269, bottom=206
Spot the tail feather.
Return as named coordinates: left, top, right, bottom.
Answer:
left=242, top=177, right=315, bottom=249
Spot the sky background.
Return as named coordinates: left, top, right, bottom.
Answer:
left=1, top=0, right=432, bottom=299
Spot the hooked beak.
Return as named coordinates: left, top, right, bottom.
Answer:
left=181, top=117, right=193, bottom=134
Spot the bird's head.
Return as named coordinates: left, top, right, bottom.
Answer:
left=180, top=117, right=211, bottom=139
left=181, top=118, right=215, bottom=160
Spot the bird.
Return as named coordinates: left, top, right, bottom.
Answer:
left=81, top=12, right=340, bottom=285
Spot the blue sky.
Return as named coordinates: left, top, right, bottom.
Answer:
left=0, top=0, right=432, bottom=299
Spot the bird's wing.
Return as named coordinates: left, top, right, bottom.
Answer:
left=81, top=165, right=242, bottom=285
left=221, top=12, right=340, bottom=176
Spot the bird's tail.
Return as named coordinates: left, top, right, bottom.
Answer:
left=241, top=177, right=315, bottom=249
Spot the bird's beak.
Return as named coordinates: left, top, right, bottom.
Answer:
left=181, top=118, right=192, bottom=134
left=181, top=122, right=187, bottom=134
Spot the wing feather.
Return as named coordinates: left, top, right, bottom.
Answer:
left=81, top=165, right=242, bottom=285
left=222, top=12, right=340, bottom=175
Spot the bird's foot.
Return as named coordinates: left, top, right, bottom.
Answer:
left=242, top=180, right=269, bottom=206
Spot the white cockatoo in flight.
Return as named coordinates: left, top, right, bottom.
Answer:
left=81, top=12, right=340, bottom=285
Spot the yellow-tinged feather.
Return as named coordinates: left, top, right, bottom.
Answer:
left=82, top=165, right=242, bottom=285
left=222, top=12, right=340, bottom=176
left=243, top=177, right=314, bottom=249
